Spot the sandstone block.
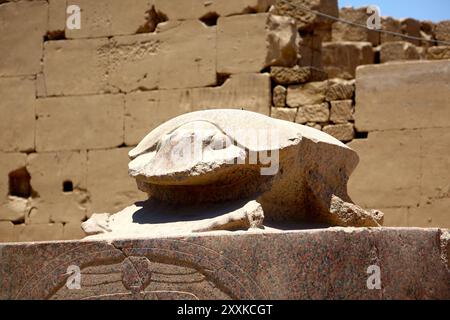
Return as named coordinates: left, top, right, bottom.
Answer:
left=48, top=0, right=66, bottom=34
left=322, top=123, right=354, bottom=142
left=27, top=151, right=88, bottom=223
left=297, top=32, right=324, bottom=68
left=87, top=148, right=145, bottom=214
left=125, top=90, right=191, bottom=146
left=427, top=46, right=450, bottom=60
left=0, top=154, right=28, bottom=212
left=380, top=41, right=421, bottom=63
left=190, top=73, right=271, bottom=114
left=36, top=95, right=124, bottom=151
left=0, top=77, right=36, bottom=152
left=1, top=229, right=448, bottom=299
left=354, top=60, right=450, bottom=131
left=153, top=0, right=274, bottom=20
left=379, top=208, right=408, bottom=227
left=400, top=18, right=422, bottom=46
left=270, top=66, right=327, bottom=85
left=62, top=222, right=85, bottom=240
left=271, top=107, right=297, bottom=122
left=272, top=0, right=338, bottom=31
left=0, top=197, right=29, bottom=224
left=325, top=79, right=355, bottom=101
left=330, top=100, right=353, bottom=124
left=66, top=0, right=153, bottom=39
left=125, top=74, right=271, bottom=145
left=331, top=7, right=380, bottom=45
left=286, top=81, right=328, bottom=107
left=106, top=33, right=161, bottom=92
left=420, top=128, right=450, bottom=203
left=15, top=223, right=64, bottom=242
left=348, top=130, right=421, bottom=208
left=296, top=103, right=329, bottom=124
left=273, top=85, right=287, bottom=108
left=435, top=20, right=450, bottom=42
left=380, top=17, right=402, bottom=43
left=322, top=42, right=374, bottom=79
left=409, top=198, right=450, bottom=228
left=217, top=13, right=298, bottom=74
left=0, top=222, right=15, bottom=243
left=0, top=1, right=47, bottom=76
left=43, top=38, right=109, bottom=96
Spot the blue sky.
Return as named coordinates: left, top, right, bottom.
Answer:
left=339, top=0, right=450, bottom=22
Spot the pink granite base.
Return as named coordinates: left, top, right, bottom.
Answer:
left=0, top=228, right=448, bottom=300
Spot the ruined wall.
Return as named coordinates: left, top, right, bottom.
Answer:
left=0, top=0, right=448, bottom=242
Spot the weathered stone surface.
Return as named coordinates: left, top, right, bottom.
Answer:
left=0, top=153, right=28, bottom=209
left=36, top=95, right=124, bottom=151
left=400, top=18, right=422, bottom=46
left=125, top=90, right=190, bottom=146
left=325, top=79, right=355, bottom=101
left=27, top=151, right=88, bottom=223
left=330, top=100, right=353, bottom=124
left=348, top=130, right=421, bottom=208
left=272, top=0, right=338, bottom=31
left=153, top=0, right=274, bottom=20
left=87, top=148, right=145, bottom=214
left=65, top=0, right=153, bottom=38
left=380, top=41, right=421, bottom=63
left=420, top=128, right=450, bottom=203
left=43, top=38, right=109, bottom=96
left=270, top=65, right=328, bottom=85
left=379, top=208, right=409, bottom=227
left=14, top=223, right=64, bottom=242
left=217, top=13, right=298, bottom=74
left=0, top=222, right=15, bottom=242
left=0, top=229, right=449, bottom=299
left=0, top=77, right=36, bottom=152
left=435, top=20, right=450, bottom=42
left=36, top=73, right=46, bottom=98
left=0, top=1, right=47, bottom=76
left=332, top=7, right=380, bottom=45
left=271, top=107, right=297, bottom=122
left=322, top=42, right=374, bottom=79
left=157, top=20, right=217, bottom=89
left=409, top=198, right=450, bottom=228
left=296, top=103, right=330, bottom=123
left=380, top=17, right=403, bottom=43
left=125, top=74, right=271, bottom=145
left=322, top=124, right=354, bottom=142
left=427, top=46, right=450, bottom=60
left=47, top=0, right=66, bottom=33
left=286, top=80, right=328, bottom=107
left=273, top=85, right=287, bottom=108
left=354, top=60, right=450, bottom=132
left=62, top=222, right=85, bottom=240
left=0, top=153, right=30, bottom=224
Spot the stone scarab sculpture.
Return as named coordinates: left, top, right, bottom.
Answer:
left=82, top=109, right=383, bottom=238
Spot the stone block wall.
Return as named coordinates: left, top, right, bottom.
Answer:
left=0, top=0, right=448, bottom=242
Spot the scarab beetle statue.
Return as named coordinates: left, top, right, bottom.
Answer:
left=82, top=109, right=383, bottom=238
